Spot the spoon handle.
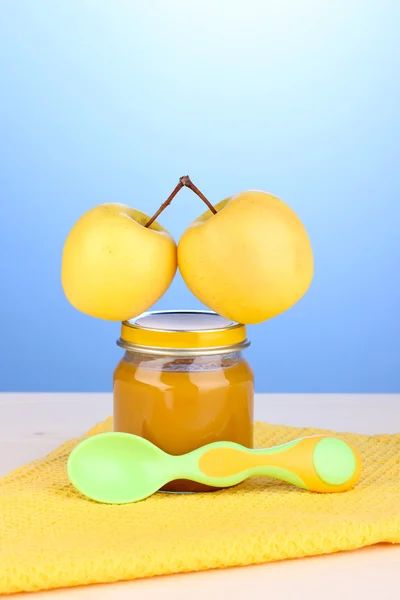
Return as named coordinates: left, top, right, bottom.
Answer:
left=180, top=435, right=362, bottom=492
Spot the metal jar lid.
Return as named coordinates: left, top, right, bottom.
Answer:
left=117, top=310, right=250, bottom=356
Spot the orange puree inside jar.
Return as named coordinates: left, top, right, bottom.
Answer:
left=113, top=310, right=254, bottom=493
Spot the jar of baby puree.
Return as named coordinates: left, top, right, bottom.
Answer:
left=113, top=310, right=254, bottom=493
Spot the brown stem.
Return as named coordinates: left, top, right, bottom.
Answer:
left=180, top=175, right=217, bottom=214
left=145, top=175, right=217, bottom=227
left=145, top=180, right=184, bottom=227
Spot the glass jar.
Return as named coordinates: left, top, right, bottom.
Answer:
left=113, top=310, right=254, bottom=493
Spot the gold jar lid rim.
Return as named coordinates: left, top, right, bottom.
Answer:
left=118, top=310, right=249, bottom=355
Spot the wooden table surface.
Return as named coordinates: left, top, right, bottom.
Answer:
left=1, top=393, right=400, bottom=599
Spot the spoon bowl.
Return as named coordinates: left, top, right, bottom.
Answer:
left=68, top=432, right=170, bottom=504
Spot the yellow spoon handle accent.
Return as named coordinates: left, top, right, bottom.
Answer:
left=198, top=435, right=362, bottom=492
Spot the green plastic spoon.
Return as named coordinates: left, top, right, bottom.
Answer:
left=67, top=432, right=362, bottom=504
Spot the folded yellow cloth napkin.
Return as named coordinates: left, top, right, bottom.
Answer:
left=1, top=419, right=400, bottom=594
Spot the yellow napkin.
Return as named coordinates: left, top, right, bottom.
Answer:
left=1, top=419, right=400, bottom=595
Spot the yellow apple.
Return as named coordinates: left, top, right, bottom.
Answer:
left=178, top=190, right=313, bottom=324
left=62, top=203, right=177, bottom=321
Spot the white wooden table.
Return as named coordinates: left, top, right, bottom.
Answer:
left=1, top=393, right=400, bottom=600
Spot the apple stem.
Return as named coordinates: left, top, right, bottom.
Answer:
left=145, top=180, right=184, bottom=228
left=180, top=175, right=217, bottom=214
left=145, top=175, right=217, bottom=227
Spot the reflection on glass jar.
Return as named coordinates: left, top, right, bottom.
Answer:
left=113, top=310, right=254, bottom=493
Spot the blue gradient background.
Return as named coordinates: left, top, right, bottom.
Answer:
left=0, top=1, right=399, bottom=393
